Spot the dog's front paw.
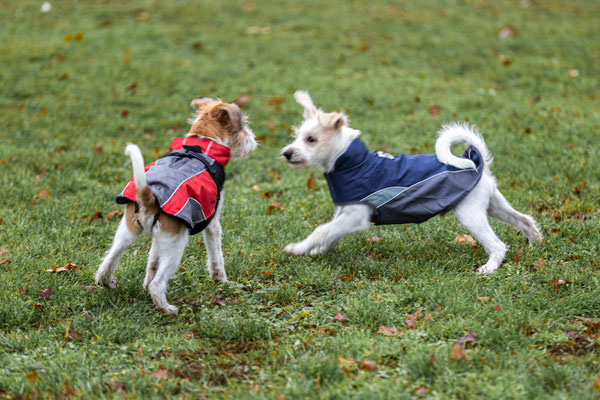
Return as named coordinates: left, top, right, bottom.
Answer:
left=285, top=243, right=308, bottom=256
left=162, top=304, right=178, bottom=315
left=95, top=275, right=118, bottom=289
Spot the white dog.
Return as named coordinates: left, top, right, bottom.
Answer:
left=95, top=97, right=257, bottom=313
left=281, top=91, right=542, bottom=274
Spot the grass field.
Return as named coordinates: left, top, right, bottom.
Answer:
left=1, top=0, right=600, bottom=398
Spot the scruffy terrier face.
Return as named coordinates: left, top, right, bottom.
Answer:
left=188, top=97, right=257, bottom=159
left=281, top=91, right=348, bottom=172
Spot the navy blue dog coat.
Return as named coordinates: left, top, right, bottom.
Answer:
left=325, top=138, right=483, bottom=225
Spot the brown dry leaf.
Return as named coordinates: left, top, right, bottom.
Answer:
left=333, top=312, right=348, bottom=323
left=46, top=262, right=78, bottom=273
left=236, top=95, right=250, bottom=106
left=514, top=247, right=524, bottom=264
left=151, top=368, right=169, bottom=379
left=268, top=97, right=286, bottom=105
left=210, top=296, right=226, bottom=306
left=416, top=386, right=430, bottom=395
left=365, top=236, right=381, bottom=242
left=67, top=328, right=83, bottom=340
left=429, top=104, right=441, bottom=117
left=17, top=287, right=28, bottom=295
left=550, top=276, right=570, bottom=294
left=404, top=309, right=422, bottom=329
left=32, top=302, right=46, bottom=309
left=337, top=356, right=355, bottom=367
left=106, top=209, right=123, bottom=220
left=358, top=360, right=377, bottom=371
left=0, top=259, right=11, bottom=265
left=266, top=200, right=283, bottom=215
left=89, top=211, right=103, bottom=222
left=493, top=305, right=502, bottom=311
left=306, top=173, right=317, bottom=190
left=121, top=109, right=129, bottom=118
left=39, top=288, right=53, bottom=299
left=26, top=370, right=38, bottom=383
left=457, top=331, right=478, bottom=347
left=377, top=325, right=402, bottom=337
left=594, top=377, right=600, bottom=391
left=450, top=342, right=466, bottom=360
left=0, top=249, right=8, bottom=256
left=455, top=233, right=477, bottom=246
left=37, top=188, right=50, bottom=199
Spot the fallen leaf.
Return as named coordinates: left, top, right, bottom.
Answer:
left=0, top=249, right=8, bottom=255
left=455, top=233, right=477, bottom=246
left=89, top=211, right=103, bottom=222
left=67, top=328, right=83, bottom=340
left=268, top=122, right=275, bottom=131
left=251, top=184, right=261, bottom=191
left=210, top=296, right=226, bottom=306
left=416, top=386, right=429, bottom=395
left=498, top=55, right=512, bottom=66
left=493, top=305, right=502, bottom=311
left=358, top=360, right=377, bottom=371
left=514, top=247, right=524, bottom=263
left=26, top=370, right=38, bottom=383
left=17, top=287, right=28, bottom=295
left=377, top=325, right=402, bottom=336
left=268, top=97, right=285, bottom=105
left=498, top=26, right=515, bottom=40
left=550, top=276, right=570, bottom=294
left=333, top=312, right=348, bottom=323
left=121, top=109, right=129, bottom=118
left=236, top=95, right=250, bottom=106
left=429, top=104, right=441, bottom=117
left=594, top=377, right=600, bottom=391
left=404, top=309, right=422, bottom=329
left=32, top=302, right=46, bottom=309
left=306, top=173, right=317, bottom=190
left=477, top=296, right=491, bottom=303
left=456, top=331, right=478, bottom=347
left=568, top=69, right=579, bottom=78
left=337, top=356, right=355, bottom=367
left=450, top=342, right=466, bottom=360
left=39, top=288, right=53, bottom=299
left=266, top=200, right=283, bottom=215
left=46, top=262, right=78, bottom=273
left=0, top=259, right=11, bottom=265
left=37, top=188, right=50, bottom=199
left=365, top=236, right=381, bottom=242
left=82, top=285, right=96, bottom=292
left=151, top=368, right=169, bottom=379
left=106, top=209, right=123, bottom=220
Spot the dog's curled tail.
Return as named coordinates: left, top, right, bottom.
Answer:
left=125, top=143, right=155, bottom=209
left=435, top=122, right=493, bottom=170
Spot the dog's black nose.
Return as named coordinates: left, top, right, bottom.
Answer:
left=283, top=150, right=294, bottom=160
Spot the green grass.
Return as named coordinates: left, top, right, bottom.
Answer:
left=1, top=0, right=600, bottom=398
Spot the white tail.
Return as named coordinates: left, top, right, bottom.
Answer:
left=435, top=122, right=492, bottom=170
left=124, top=143, right=146, bottom=189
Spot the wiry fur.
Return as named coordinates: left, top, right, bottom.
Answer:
left=95, top=98, right=257, bottom=314
left=282, top=91, right=543, bottom=274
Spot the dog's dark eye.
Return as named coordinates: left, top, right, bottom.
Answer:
left=306, top=136, right=316, bottom=143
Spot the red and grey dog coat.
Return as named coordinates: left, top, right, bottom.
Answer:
left=116, top=137, right=230, bottom=235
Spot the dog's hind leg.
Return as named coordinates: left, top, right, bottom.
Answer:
left=454, top=203, right=507, bottom=274
left=142, top=242, right=159, bottom=290
left=95, top=205, right=141, bottom=287
left=147, top=228, right=188, bottom=314
left=488, top=189, right=543, bottom=245
left=285, top=204, right=372, bottom=256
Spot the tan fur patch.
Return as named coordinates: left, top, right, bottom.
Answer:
left=125, top=203, right=143, bottom=235
left=158, top=213, right=185, bottom=236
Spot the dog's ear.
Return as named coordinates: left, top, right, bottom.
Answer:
left=320, top=111, right=348, bottom=131
left=294, top=90, right=317, bottom=119
left=190, top=97, right=212, bottom=110
left=212, top=103, right=243, bottom=133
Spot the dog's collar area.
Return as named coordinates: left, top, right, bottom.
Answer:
left=169, top=136, right=231, bottom=167
left=327, top=138, right=370, bottom=173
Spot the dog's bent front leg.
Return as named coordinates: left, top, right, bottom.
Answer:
left=285, top=204, right=372, bottom=256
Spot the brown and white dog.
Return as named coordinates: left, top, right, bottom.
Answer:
left=95, top=98, right=256, bottom=314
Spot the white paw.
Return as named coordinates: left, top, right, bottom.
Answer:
left=477, top=264, right=498, bottom=274
left=285, top=243, right=308, bottom=256
left=163, top=304, right=178, bottom=315
left=95, top=274, right=117, bottom=289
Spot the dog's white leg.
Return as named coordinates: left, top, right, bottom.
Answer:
left=147, top=228, right=188, bottom=314
left=203, top=195, right=227, bottom=282
left=285, top=204, right=372, bottom=256
left=454, top=200, right=507, bottom=275
left=488, top=189, right=543, bottom=245
left=95, top=216, right=139, bottom=287
left=142, top=242, right=159, bottom=290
